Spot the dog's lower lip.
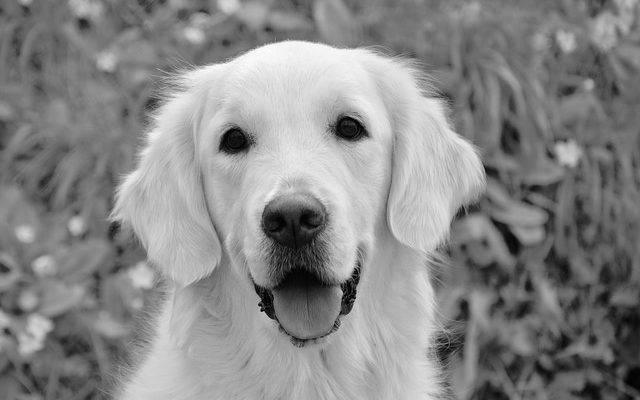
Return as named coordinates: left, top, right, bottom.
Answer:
left=253, top=260, right=362, bottom=344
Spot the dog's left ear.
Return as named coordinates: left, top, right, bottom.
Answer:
left=112, top=67, right=224, bottom=287
left=361, top=51, right=486, bottom=252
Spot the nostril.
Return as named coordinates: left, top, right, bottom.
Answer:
left=264, top=214, right=286, bottom=233
left=300, top=210, right=324, bottom=229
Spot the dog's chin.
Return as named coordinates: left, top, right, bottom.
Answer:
left=253, top=260, right=361, bottom=348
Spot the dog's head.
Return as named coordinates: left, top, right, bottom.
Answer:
left=113, top=41, right=484, bottom=345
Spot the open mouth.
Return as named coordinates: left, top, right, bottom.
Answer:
left=253, top=260, right=361, bottom=347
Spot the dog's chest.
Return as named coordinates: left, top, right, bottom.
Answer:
left=195, top=349, right=366, bottom=400
left=188, top=333, right=432, bottom=400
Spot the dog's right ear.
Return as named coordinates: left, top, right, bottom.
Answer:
left=112, top=67, right=224, bottom=287
left=358, top=50, right=485, bottom=253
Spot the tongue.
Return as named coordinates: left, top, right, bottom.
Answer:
left=272, top=271, right=342, bottom=340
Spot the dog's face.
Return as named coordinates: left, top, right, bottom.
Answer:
left=114, top=41, right=484, bottom=345
left=198, top=45, right=394, bottom=342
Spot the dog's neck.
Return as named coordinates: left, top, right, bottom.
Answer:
left=161, top=236, right=444, bottom=400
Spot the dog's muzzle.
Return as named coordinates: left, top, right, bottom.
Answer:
left=254, top=192, right=362, bottom=346
left=253, top=259, right=361, bottom=347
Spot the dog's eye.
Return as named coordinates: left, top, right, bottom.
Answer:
left=335, top=117, right=366, bottom=141
left=220, top=128, right=250, bottom=153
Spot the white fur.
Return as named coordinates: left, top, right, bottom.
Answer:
left=113, top=41, right=485, bottom=400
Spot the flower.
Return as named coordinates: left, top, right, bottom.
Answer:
left=458, top=1, right=482, bottom=22
left=96, top=50, right=118, bottom=73
left=18, top=314, right=54, bottom=356
left=18, top=290, right=39, bottom=312
left=17, top=332, right=42, bottom=356
left=67, top=215, right=87, bottom=236
left=582, top=79, right=595, bottom=92
left=26, top=314, right=54, bottom=338
left=218, top=0, right=241, bottom=15
left=31, top=255, right=57, bottom=277
left=590, top=11, right=619, bottom=51
left=68, top=0, right=104, bottom=20
left=532, top=32, right=549, bottom=52
left=183, top=26, right=206, bottom=46
left=128, top=261, right=155, bottom=290
left=554, top=140, right=583, bottom=168
left=15, top=224, right=36, bottom=243
left=555, top=29, right=577, bottom=54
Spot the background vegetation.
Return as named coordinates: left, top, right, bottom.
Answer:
left=0, top=0, right=639, bottom=398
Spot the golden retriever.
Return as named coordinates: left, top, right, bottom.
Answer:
left=113, top=41, right=485, bottom=400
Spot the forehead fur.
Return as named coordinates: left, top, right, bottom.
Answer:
left=221, top=42, right=374, bottom=100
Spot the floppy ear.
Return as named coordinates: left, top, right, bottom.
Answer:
left=362, top=52, right=486, bottom=252
left=113, top=68, right=222, bottom=286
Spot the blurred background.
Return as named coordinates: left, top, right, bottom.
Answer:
left=1, top=0, right=639, bottom=398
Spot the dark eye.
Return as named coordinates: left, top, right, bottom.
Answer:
left=220, top=128, right=250, bottom=153
left=335, top=117, right=366, bottom=141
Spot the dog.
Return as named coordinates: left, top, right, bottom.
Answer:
left=112, top=40, right=485, bottom=400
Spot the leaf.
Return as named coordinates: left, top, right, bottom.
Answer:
left=609, top=286, right=639, bottom=307
left=431, top=69, right=459, bottom=94
left=236, top=1, right=270, bottom=31
left=0, top=376, right=20, bottom=400
left=483, top=150, right=519, bottom=172
left=568, top=254, right=598, bottom=285
left=485, top=180, right=549, bottom=227
left=608, top=48, right=631, bottom=82
left=38, top=281, right=85, bottom=317
left=268, top=11, right=309, bottom=31
left=100, top=275, right=131, bottom=321
left=89, top=311, right=129, bottom=339
left=313, top=0, right=362, bottom=47
left=548, top=370, right=587, bottom=395
left=506, top=322, right=536, bottom=356
left=2, top=124, right=35, bottom=167
left=485, top=57, right=526, bottom=116
left=0, top=253, right=22, bottom=293
left=615, top=43, right=640, bottom=70
left=481, top=71, right=502, bottom=150
left=469, top=289, right=495, bottom=331
left=56, top=239, right=112, bottom=282
left=483, top=178, right=513, bottom=207
left=454, top=289, right=496, bottom=400
left=45, top=97, right=70, bottom=128
left=558, top=337, right=615, bottom=364
left=519, top=155, right=566, bottom=185
left=450, top=351, right=474, bottom=400
left=451, top=214, right=516, bottom=269
left=0, top=185, right=41, bottom=232
left=106, top=28, right=157, bottom=88
left=0, top=100, right=15, bottom=121
left=557, top=92, right=604, bottom=125
left=510, top=225, right=545, bottom=246
left=52, top=151, right=89, bottom=207
left=465, top=241, right=497, bottom=266
left=533, top=275, right=563, bottom=320
left=60, top=356, right=91, bottom=378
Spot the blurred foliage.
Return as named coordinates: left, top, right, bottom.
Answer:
left=0, top=0, right=639, bottom=399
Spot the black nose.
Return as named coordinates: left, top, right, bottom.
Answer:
left=262, top=193, right=326, bottom=249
